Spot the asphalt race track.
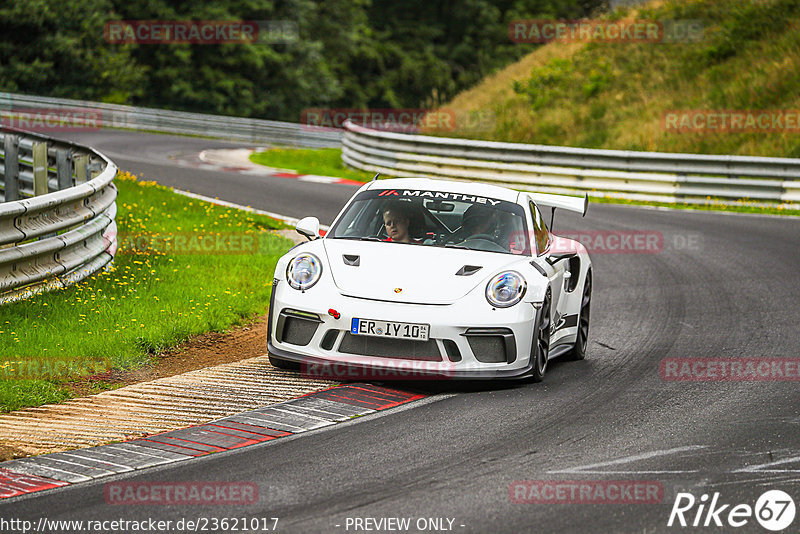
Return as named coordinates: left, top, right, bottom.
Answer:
left=58, top=130, right=357, bottom=224
left=3, top=131, right=800, bottom=533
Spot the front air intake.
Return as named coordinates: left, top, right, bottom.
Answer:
left=463, top=328, right=516, bottom=363
left=338, top=333, right=441, bottom=361
left=320, top=329, right=339, bottom=350
left=442, top=339, right=462, bottom=362
left=276, top=310, right=322, bottom=346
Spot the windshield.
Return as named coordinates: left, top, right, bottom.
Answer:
left=328, top=189, right=531, bottom=255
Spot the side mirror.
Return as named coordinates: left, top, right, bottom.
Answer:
left=296, top=216, right=321, bottom=241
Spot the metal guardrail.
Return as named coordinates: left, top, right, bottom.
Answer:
left=342, top=121, right=800, bottom=206
left=0, top=92, right=342, bottom=149
left=0, top=128, right=118, bottom=303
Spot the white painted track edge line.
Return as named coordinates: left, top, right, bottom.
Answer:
left=171, top=188, right=331, bottom=229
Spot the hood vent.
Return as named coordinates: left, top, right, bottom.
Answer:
left=343, top=254, right=360, bottom=266
left=455, top=265, right=482, bottom=276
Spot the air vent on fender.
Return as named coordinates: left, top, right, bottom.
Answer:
left=343, top=254, right=360, bottom=266
left=455, top=265, right=482, bottom=276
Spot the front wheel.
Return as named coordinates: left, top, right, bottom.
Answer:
left=565, top=270, right=592, bottom=361
left=530, top=288, right=552, bottom=382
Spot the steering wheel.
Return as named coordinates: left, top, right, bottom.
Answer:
left=467, top=233, right=496, bottom=242
left=459, top=235, right=507, bottom=252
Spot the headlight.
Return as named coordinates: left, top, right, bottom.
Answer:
left=286, top=253, right=322, bottom=290
left=486, top=271, right=526, bottom=308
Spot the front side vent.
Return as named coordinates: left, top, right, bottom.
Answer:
left=276, top=310, right=322, bottom=346
left=463, top=328, right=516, bottom=364
left=455, top=265, right=482, bottom=276
left=343, top=254, right=360, bottom=266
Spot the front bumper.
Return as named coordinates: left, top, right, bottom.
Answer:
left=267, top=342, right=537, bottom=380
left=268, top=279, right=539, bottom=380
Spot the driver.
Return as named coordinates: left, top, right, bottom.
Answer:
left=459, top=204, right=499, bottom=241
left=382, top=200, right=420, bottom=243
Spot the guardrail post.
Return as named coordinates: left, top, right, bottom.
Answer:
left=89, top=160, right=103, bottom=179
left=3, top=134, right=20, bottom=201
left=32, top=141, right=48, bottom=196
left=74, top=155, right=89, bottom=184
left=56, top=149, right=72, bottom=191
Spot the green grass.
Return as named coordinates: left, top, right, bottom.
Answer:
left=436, top=0, right=800, bottom=159
left=0, top=171, right=294, bottom=413
left=0, top=380, right=71, bottom=412
left=250, top=147, right=374, bottom=182
left=589, top=195, right=800, bottom=216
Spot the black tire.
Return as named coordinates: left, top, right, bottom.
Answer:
left=530, top=288, right=552, bottom=382
left=269, top=354, right=300, bottom=371
left=565, top=270, right=592, bottom=361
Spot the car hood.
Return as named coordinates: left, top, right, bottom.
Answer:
left=322, top=239, right=522, bottom=304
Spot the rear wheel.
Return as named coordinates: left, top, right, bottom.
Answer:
left=530, top=289, right=552, bottom=382
left=565, top=270, right=592, bottom=361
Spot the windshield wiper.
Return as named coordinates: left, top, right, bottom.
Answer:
left=444, top=243, right=469, bottom=250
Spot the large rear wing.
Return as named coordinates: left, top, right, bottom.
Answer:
left=527, top=192, right=589, bottom=217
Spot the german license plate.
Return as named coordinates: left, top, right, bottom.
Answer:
left=350, top=318, right=429, bottom=341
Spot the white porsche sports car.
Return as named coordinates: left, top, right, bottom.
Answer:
left=267, top=178, right=591, bottom=381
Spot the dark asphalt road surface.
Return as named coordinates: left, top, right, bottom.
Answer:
left=4, top=131, right=800, bottom=534
left=59, top=130, right=357, bottom=224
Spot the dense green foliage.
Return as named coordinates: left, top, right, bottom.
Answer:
left=0, top=0, right=601, bottom=120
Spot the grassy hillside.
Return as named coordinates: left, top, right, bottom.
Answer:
left=427, top=0, right=800, bottom=158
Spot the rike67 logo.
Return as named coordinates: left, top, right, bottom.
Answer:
left=668, top=490, right=796, bottom=531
